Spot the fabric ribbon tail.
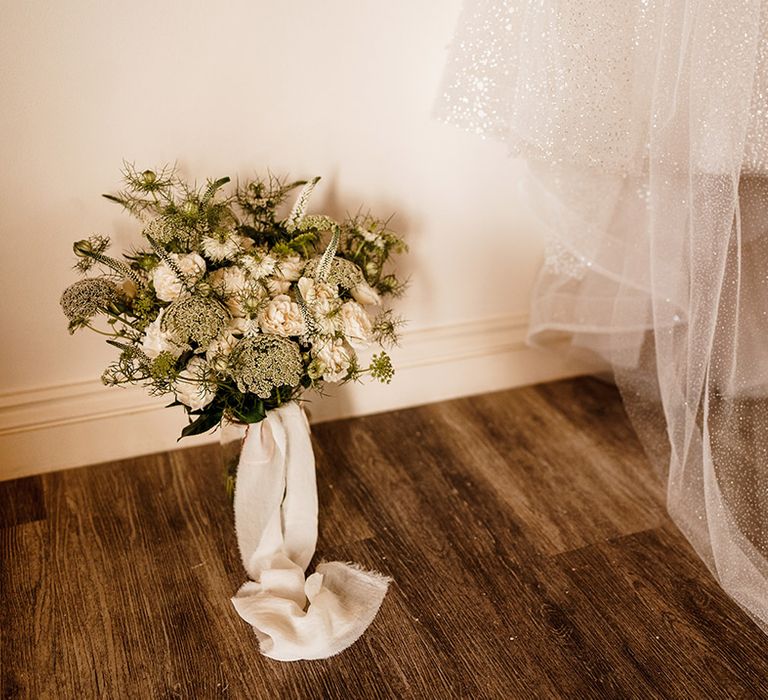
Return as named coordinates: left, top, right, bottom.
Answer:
left=231, top=402, right=390, bottom=661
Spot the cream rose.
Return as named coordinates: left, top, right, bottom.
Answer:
left=297, top=276, right=337, bottom=305
left=173, top=357, right=216, bottom=410
left=152, top=253, right=206, bottom=302
left=259, top=294, right=306, bottom=337
left=339, top=301, right=372, bottom=349
left=140, top=310, right=183, bottom=359
left=265, top=277, right=292, bottom=296
left=274, top=254, right=304, bottom=282
left=351, top=281, right=380, bottom=306
left=314, top=338, right=353, bottom=382
left=212, top=266, right=250, bottom=294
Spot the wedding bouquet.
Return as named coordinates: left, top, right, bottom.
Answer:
left=60, top=164, right=407, bottom=439
left=60, top=164, right=407, bottom=659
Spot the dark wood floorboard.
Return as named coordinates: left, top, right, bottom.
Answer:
left=2, top=377, right=767, bottom=699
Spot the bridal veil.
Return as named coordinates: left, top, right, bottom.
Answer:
left=438, top=0, right=768, bottom=632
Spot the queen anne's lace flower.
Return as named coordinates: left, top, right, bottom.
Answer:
left=227, top=334, right=303, bottom=397
left=60, top=278, right=120, bottom=328
left=303, top=257, right=364, bottom=290
left=162, top=294, right=230, bottom=347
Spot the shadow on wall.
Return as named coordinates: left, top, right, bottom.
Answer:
left=310, top=169, right=425, bottom=422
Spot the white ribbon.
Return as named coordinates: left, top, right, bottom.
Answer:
left=231, top=402, right=390, bottom=661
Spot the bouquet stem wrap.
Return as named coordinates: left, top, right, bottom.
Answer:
left=231, top=402, right=390, bottom=661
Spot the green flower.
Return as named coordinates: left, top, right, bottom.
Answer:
left=303, top=256, right=364, bottom=290
left=162, top=294, right=230, bottom=347
left=227, top=334, right=303, bottom=397
left=60, top=278, right=120, bottom=332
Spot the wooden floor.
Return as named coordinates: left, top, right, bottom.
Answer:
left=2, top=378, right=767, bottom=699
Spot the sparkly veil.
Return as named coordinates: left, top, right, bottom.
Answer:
left=437, top=0, right=768, bottom=632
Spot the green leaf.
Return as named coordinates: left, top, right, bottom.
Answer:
left=230, top=399, right=266, bottom=424
left=102, top=193, right=126, bottom=205
left=178, top=409, right=222, bottom=440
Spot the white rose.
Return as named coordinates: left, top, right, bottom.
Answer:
left=173, top=357, right=216, bottom=410
left=339, top=301, right=372, bottom=349
left=152, top=253, right=206, bottom=302
left=141, top=310, right=183, bottom=359
left=274, top=254, right=304, bottom=282
left=297, top=276, right=337, bottom=305
left=351, top=281, right=380, bottom=306
left=215, top=266, right=250, bottom=294
left=315, top=338, right=353, bottom=382
left=296, top=277, right=342, bottom=336
left=265, top=277, right=292, bottom=296
left=259, top=294, right=306, bottom=337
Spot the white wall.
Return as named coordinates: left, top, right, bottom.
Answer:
left=0, top=1, right=582, bottom=478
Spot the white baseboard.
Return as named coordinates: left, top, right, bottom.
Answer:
left=0, top=314, right=587, bottom=480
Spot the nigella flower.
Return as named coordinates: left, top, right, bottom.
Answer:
left=200, top=233, right=242, bottom=262
left=60, top=278, right=120, bottom=332
left=227, top=334, right=303, bottom=397
left=241, top=249, right=277, bottom=279
left=162, top=294, right=230, bottom=347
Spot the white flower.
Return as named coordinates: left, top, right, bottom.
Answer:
left=152, top=253, right=206, bottom=302
left=274, top=254, right=304, bottom=282
left=200, top=234, right=241, bottom=262
left=265, top=277, right=292, bottom=296
left=258, top=294, right=306, bottom=337
left=173, top=357, right=216, bottom=410
left=314, top=338, right=353, bottom=382
left=297, top=276, right=341, bottom=336
left=206, top=331, right=239, bottom=371
left=209, top=266, right=250, bottom=295
left=339, top=301, right=372, bottom=349
left=141, top=310, right=183, bottom=359
left=241, top=250, right=277, bottom=279
left=360, top=228, right=384, bottom=247
left=228, top=315, right=261, bottom=336
left=351, top=281, right=380, bottom=306
left=297, top=276, right=337, bottom=305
